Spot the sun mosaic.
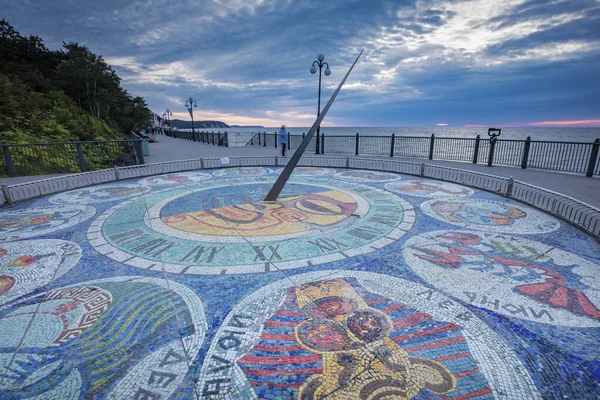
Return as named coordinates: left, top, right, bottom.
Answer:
left=0, top=166, right=598, bottom=399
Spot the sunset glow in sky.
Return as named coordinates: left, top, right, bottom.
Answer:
left=4, top=0, right=599, bottom=127
left=529, top=119, right=600, bottom=127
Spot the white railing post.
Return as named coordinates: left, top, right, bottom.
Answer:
left=1, top=184, right=11, bottom=204
left=506, top=177, right=514, bottom=197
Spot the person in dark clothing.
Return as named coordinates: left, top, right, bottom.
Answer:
left=279, top=125, right=288, bottom=156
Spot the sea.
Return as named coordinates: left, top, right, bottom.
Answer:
left=220, top=127, right=600, bottom=143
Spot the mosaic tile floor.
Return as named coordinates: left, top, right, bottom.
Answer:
left=0, top=167, right=599, bottom=399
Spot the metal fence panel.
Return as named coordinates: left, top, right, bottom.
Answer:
left=8, top=142, right=79, bottom=176
left=358, top=136, right=391, bottom=156
left=324, top=136, right=355, bottom=154
left=492, top=140, right=523, bottom=167
left=81, top=140, right=137, bottom=170
left=393, top=137, right=430, bottom=159
left=528, top=141, right=591, bottom=173
left=433, top=138, right=477, bottom=162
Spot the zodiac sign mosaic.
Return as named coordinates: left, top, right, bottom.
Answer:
left=421, top=199, right=560, bottom=233
left=289, top=167, right=336, bottom=177
left=403, top=231, right=600, bottom=327
left=0, top=276, right=206, bottom=399
left=0, top=205, right=95, bottom=241
left=49, top=184, right=150, bottom=204
left=0, top=239, right=81, bottom=304
left=198, top=271, right=540, bottom=399
left=273, top=166, right=336, bottom=177
left=212, top=167, right=272, bottom=177
left=334, top=169, right=401, bottom=182
left=386, top=179, right=475, bottom=198
left=89, top=177, right=414, bottom=274
left=138, top=171, right=212, bottom=187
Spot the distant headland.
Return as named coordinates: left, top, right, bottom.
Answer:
left=168, top=120, right=266, bottom=130
left=169, top=120, right=229, bottom=129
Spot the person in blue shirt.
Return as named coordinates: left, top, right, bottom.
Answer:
left=279, top=125, right=288, bottom=156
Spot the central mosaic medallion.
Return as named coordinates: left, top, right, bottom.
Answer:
left=88, top=177, right=414, bottom=274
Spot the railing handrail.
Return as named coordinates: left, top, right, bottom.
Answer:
left=251, top=133, right=599, bottom=145
left=3, top=133, right=599, bottom=177
left=2, top=139, right=141, bottom=146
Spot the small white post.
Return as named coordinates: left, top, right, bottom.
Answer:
left=1, top=184, right=11, bottom=204
left=506, top=177, right=514, bottom=197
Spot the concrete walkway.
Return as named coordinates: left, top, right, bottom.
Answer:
left=2, top=133, right=598, bottom=208
left=144, top=134, right=281, bottom=162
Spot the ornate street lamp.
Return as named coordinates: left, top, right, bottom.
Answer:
left=165, top=109, right=173, bottom=135
left=310, top=53, right=331, bottom=154
left=185, top=97, right=198, bottom=138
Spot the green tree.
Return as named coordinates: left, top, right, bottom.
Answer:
left=0, top=19, right=151, bottom=142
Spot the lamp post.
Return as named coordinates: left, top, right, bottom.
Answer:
left=310, top=53, right=331, bottom=154
left=165, top=109, right=172, bottom=135
left=185, top=97, right=198, bottom=139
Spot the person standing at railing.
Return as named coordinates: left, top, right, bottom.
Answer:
left=279, top=125, right=288, bottom=156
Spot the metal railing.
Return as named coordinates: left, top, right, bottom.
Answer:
left=0, top=139, right=143, bottom=177
left=164, top=129, right=229, bottom=147
left=1, top=155, right=598, bottom=239
left=241, top=132, right=600, bottom=177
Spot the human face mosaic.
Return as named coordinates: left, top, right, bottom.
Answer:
left=0, top=166, right=598, bottom=399
left=199, top=271, right=540, bottom=399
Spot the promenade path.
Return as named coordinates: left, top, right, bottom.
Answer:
left=1, top=133, right=598, bottom=207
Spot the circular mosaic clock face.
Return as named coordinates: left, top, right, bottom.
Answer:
left=88, top=176, right=414, bottom=275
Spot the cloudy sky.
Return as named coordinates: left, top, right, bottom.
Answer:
left=4, top=0, right=600, bottom=127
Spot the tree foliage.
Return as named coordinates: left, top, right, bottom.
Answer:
left=0, top=19, right=151, bottom=143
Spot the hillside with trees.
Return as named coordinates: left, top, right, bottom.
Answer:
left=0, top=19, right=150, bottom=144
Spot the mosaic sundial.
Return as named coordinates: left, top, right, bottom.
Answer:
left=88, top=173, right=414, bottom=275
left=1, top=166, right=599, bottom=399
